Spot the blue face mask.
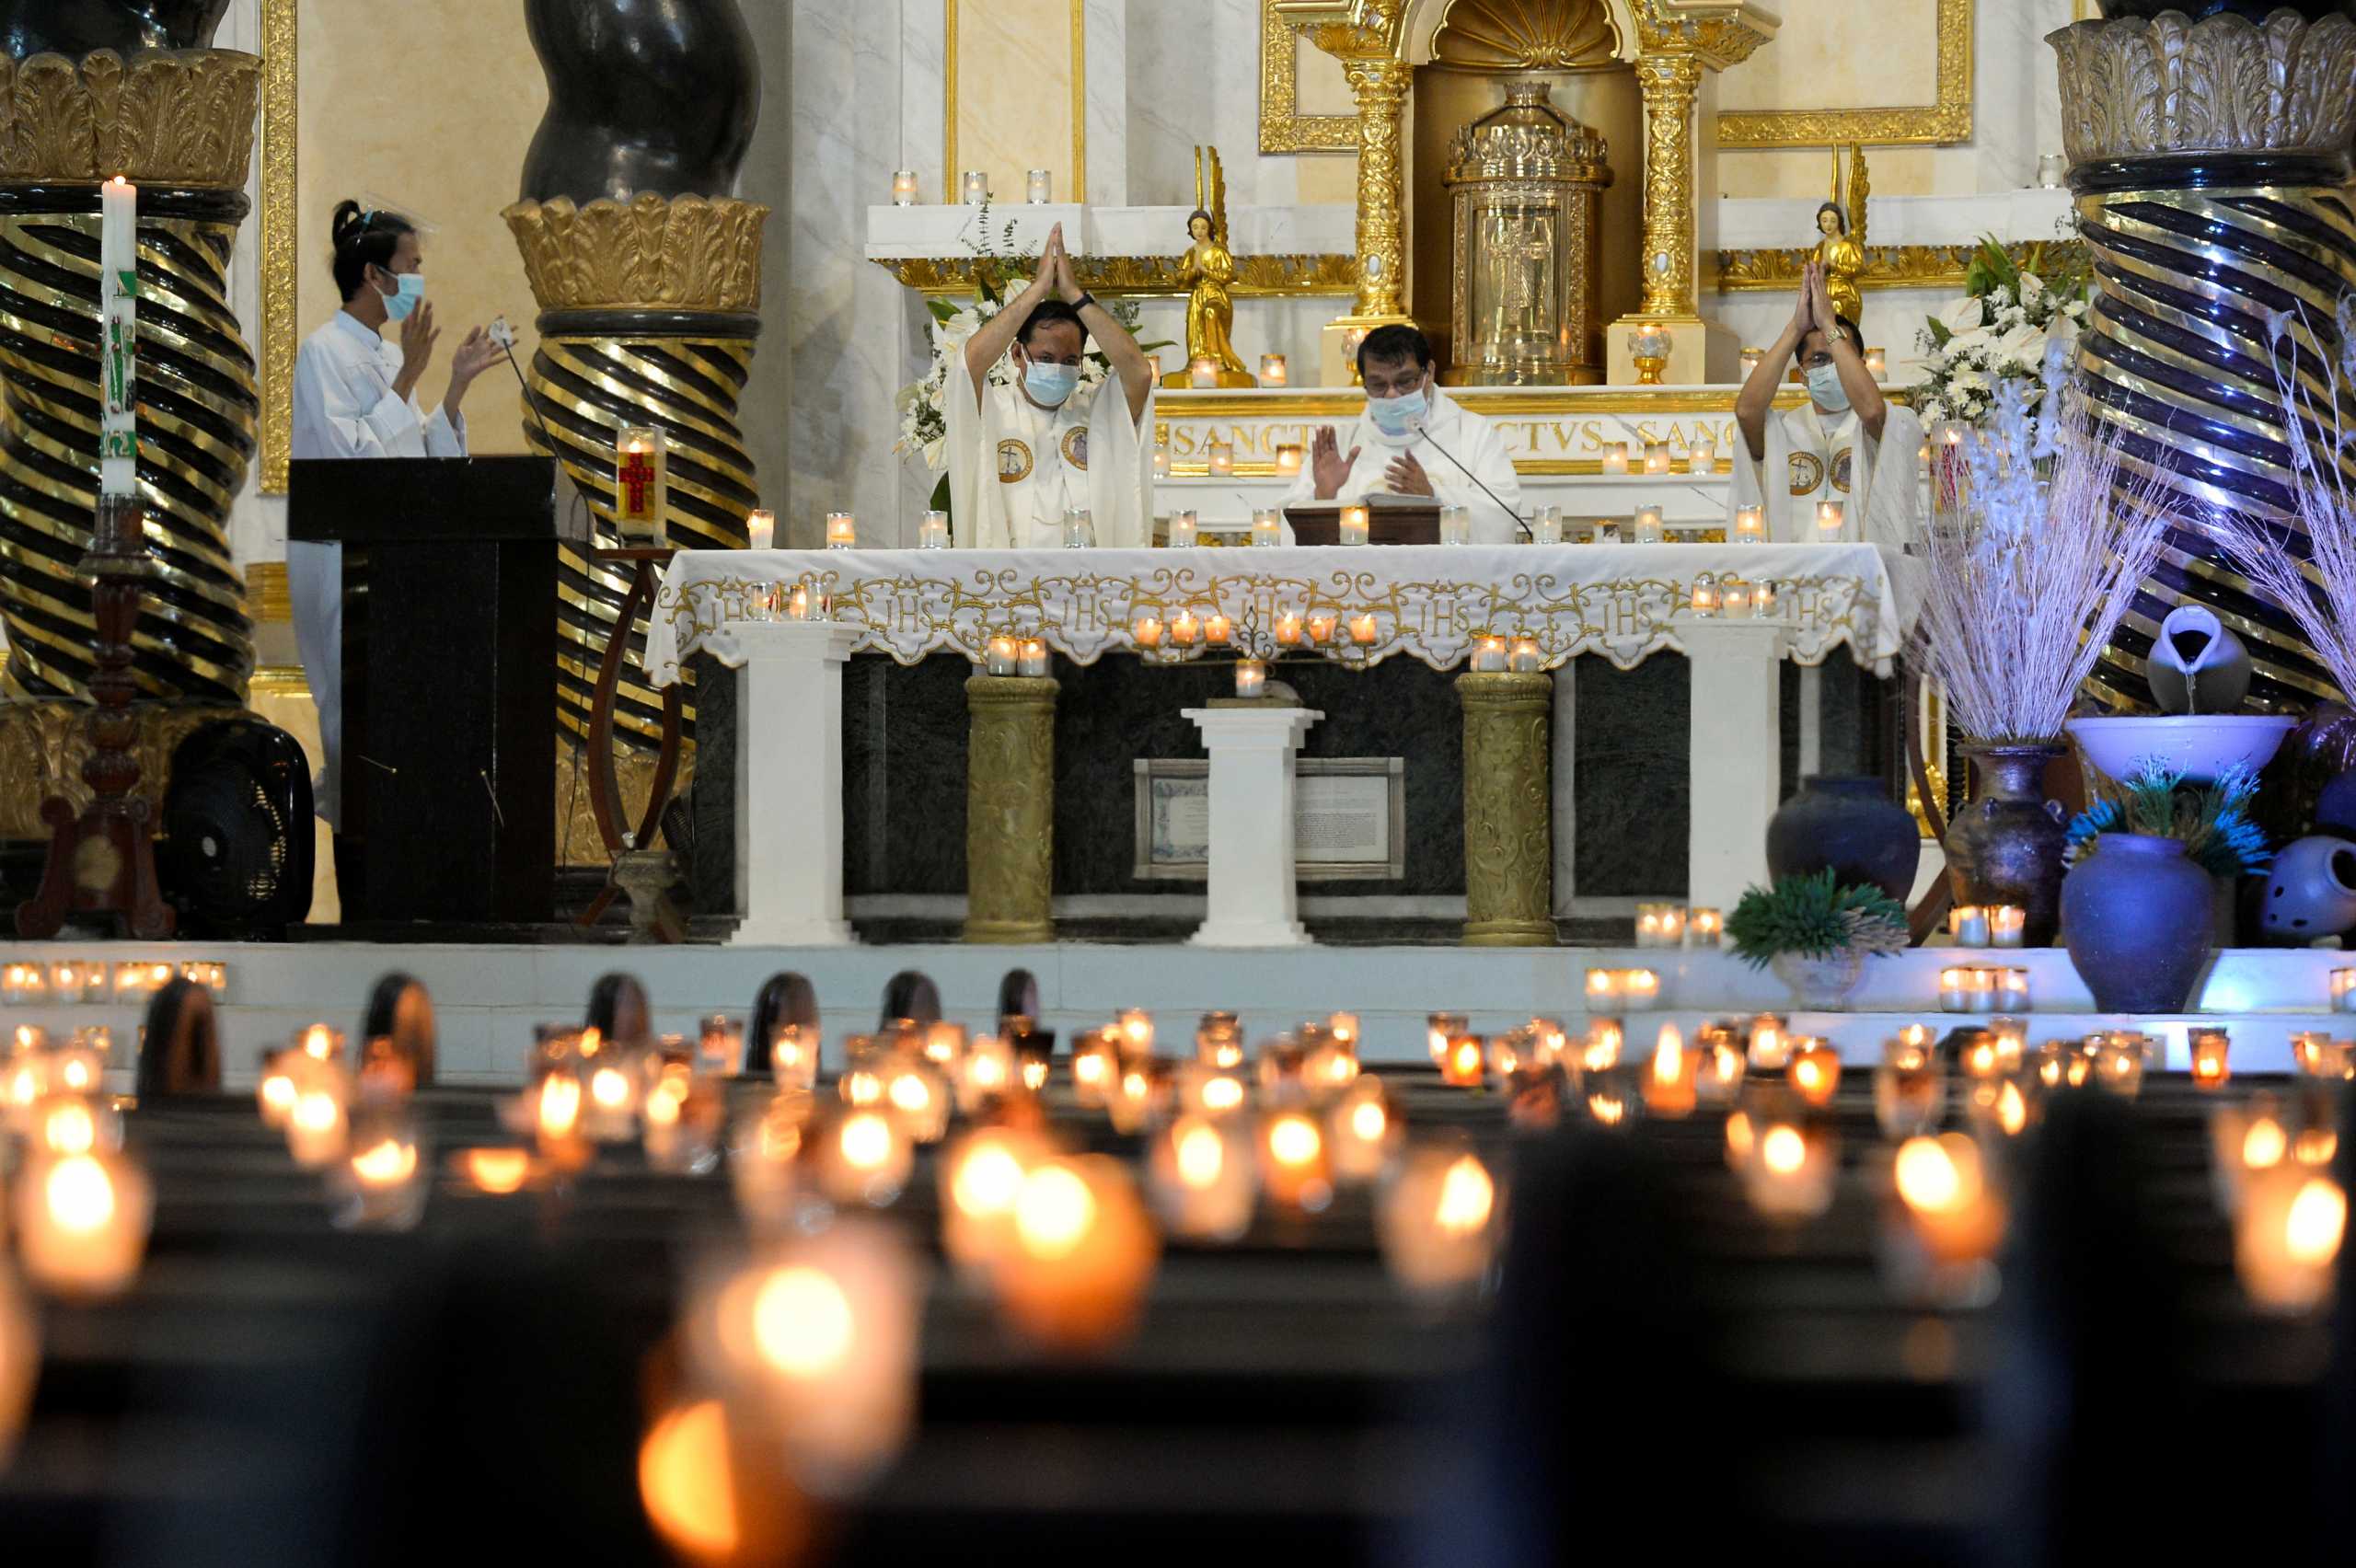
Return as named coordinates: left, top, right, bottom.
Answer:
left=379, top=271, right=425, bottom=323
left=1367, top=386, right=1428, bottom=437
left=1806, top=363, right=1850, bottom=413
left=1023, top=360, right=1080, bottom=408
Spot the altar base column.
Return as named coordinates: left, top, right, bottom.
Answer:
left=1684, top=623, right=1784, bottom=914
left=1184, top=705, right=1323, bottom=949
left=729, top=621, right=861, bottom=947
left=965, top=675, right=1059, bottom=944
left=1457, top=672, right=1555, bottom=947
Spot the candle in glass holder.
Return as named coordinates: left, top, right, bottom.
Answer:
left=1734, top=505, right=1764, bottom=544
left=826, top=511, right=856, bottom=549
left=287, top=1083, right=349, bottom=1169
left=742, top=507, right=775, bottom=551
left=1153, top=444, right=1172, bottom=478
left=1634, top=903, right=1683, bottom=949
left=1634, top=506, right=1664, bottom=544
left=1747, top=1014, right=1790, bottom=1070
left=1233, top=659, right=1266, bottom=698
left=1688, top=907, right=1722, bottom=945
left=1260, top=353, right=1288, bottom=386
left=1207, top=441, right=1234, bottom=475
left=1815, top=501, right=1845, bottom=541
left=1063, top=507, right=1094, bottom=548
left=1132, top=613, right=1164, bottom=650
left=1644, top=1024, right=1698, bottom=1118
left=1690, top=576, right=1720, bottom=617
left=1874, top=1036, right=1945, bottom=1138
left=1437, top=1032, right=1485, bottom=1089
left=1203, top=613, right=1230, bottom=645
left=2190, top=1028, right=2231, bottom=1089
left=1600, top=444, right=1629, bottom=476
left=1865, top=346, right=1888, bottom=379
left=1275, top=444, right=1304, bottom=478
left=1438, top=504, right=1471, bottom=546
left=1788, top=1039, right=1841, bottom=1107
left=1348, top=613, right=1380, bottom=647
left=985, top=635, right=1020, bottom=675
left=1988, top=905, right=2027, bottom=948
left=786, top=582, right=814, bottom=620
left=1940, top=967, right=1971, bottom=1013
left=1738, top=1119, right=1837, bottom=1221
left=2235, top=1168, right=2346, bottom=1312
left=1149, top=1116, right=1254, bottom=1242
left=1275, top=610, right=1303, bottom=647
left=15, top=1148, right=151, bottom=1297
left=1472, top=636, right=1508, bottom=673
left=1723, top=580, right=1753, bottom=617
left=1252, top=508, right=1282, bottom=548
left=1688, top=434, right=1717, bottom=475
left=1000, top=638, right=1041, bottom=677
left=1304, top=611, right=1335, bottom=644
left=1740, top=347, right=1764, bottom=378
left=890, top=169, right=919, bottom=205
left=1338, top=504, right=1369, bottom=546
left=1025, top=167, right=1052, bottom=203
left=1190, top=357, right=1219, bottom=389
left=1, top=963, right=42, bottom=1003
left=1643, top=442, right=1671, bottom=476
left=1507, top=638, right=1542, bottom=673
left=2336, top=970, right=2356, bottom=1012
left=1995, top=967, right=2029, bottom=1013
left=917, top=509, right=949, bottom=549
left=1171, top=609, right=1201, bottom=646
left=1950, top=905, right=1989, bottom=947
left=1533, top=505, right=1564, bottom=545
left=961, top=170, right=988, bottom=204
left=1167, top=510, right=1197, bottom=548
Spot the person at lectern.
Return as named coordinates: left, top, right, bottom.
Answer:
left=1730, top=259, right=1922, bottom=548
left=948, top=223, right=1157, bottom=548
left=287, top=201, right=502, bottom=834
left=1285, top=324, right=1523, bottom=543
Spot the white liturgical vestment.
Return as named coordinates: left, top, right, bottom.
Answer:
left=1730, top=400, right=1923, bottom=554
left=287, top=309, right=467, bottom=827
left=1280, top=388, right=1523, bottom=543
left=946, top=353, right=1154, bottom=549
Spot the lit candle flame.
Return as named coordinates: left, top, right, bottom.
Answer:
left=753, top=1265, right=854, bottom=1378
left=1434, top=1155, right=1494, bottom=1236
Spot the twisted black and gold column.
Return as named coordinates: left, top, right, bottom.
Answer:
left=2050, top=9, right=2356, bottom=713
left=0, top=47, right=260, bottom=834
left=503, top=193, right=766, bottom=856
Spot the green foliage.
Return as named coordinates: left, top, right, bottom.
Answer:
left=2063, top=759, right=2269, bottom=878
left=1725, top=869, right=1911, bottom=969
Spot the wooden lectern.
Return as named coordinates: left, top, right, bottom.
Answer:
left=1283, top=503, right=1440, bottom=546
left=287, top=456, right=581, bottom=926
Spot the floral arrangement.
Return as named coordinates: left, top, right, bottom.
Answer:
left=894, top=202, right=1157, bottom=510
left=2064, top=760, right=2270, bottom=878
left=1914, top=236, right=2090, bottom=425
left=1725, top=870, right=1910, bottom=967
left=1910, top=375, right=2172, bottom=744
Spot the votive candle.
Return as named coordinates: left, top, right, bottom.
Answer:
left=962, top=170, right=988, bottom=204
left=1734, top=505, right=1764, bottom=544
left=1472, top=636, right=1508, bottom=673
left=1600, top=444, right=1629, bottom=476
left=1439, top=504, right=1471, bottom=546
left=1634, top=506, right=1664, bottom=544
left=1191, top=357, right=1219, bottom=390
left=1025, top=168, right=1052, bottom=204
left=1951, top=905, right=1989, bottom=947
left=1018, top=639, right=1050, bottom=677
left=1275, top=444, right=1303, bottom=478
left=1338, top=504, right=1369, bottom=547
left=892, top=169, right=918, bottom=205
left=1507, top=638, right=1542, bottom=673
left=1865, top=347, right=1888, bottom=379
left=1260, top=354, right=1288, bottom=386
left=1234, top=659, right=1265, bottom=698
left=1688, top=907, right=1722, bottom=945
left=1168, top=510, right=1196, bottom=548
left=826, top=511, right=856, bottom=549
left=1207, top=441, right=1234, bottom=475
left=1644, top=442, right=1671, bottom=476
left=1348, top=613, right=1379, bottom=646
left=1172, top=609, right=1201, bottom=646
left=918, top=510, right=949, bottom=549
left=985, top=635, right=1020, bottom=675
left=1251, top=508, right=1281, bottom=548
left=1989, top=905, right=2027, bottom=948
left=745, top=508, right=775, bottom=551
left=1533, top=506, right=1563, bottom=545
left=1816, top=501, right=1844, bottom=541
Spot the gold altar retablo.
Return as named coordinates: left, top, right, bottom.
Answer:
left=1442, top=80, right=1612, bottom=387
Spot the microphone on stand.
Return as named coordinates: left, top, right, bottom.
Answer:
left=1411, top=420, right=1530, bottom=541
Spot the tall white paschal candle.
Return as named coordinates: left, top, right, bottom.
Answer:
left=98, top=178, right=138, bottom=498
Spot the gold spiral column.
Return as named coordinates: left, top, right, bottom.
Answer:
left=964, top=674, right=1057, bottom=945
left=2050, top=11, right=2356, bottom=713
left=1457, top=671, right=1555, bottom=947
left=504, top=193, right=767, bottom=856
left=0, top=49, right=260, bottom=835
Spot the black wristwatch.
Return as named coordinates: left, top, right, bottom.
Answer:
left=1072, top=292, right=1098, bottom=314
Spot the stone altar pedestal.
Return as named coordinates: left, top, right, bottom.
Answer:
left=1183, top=704, right=1323, bottom=949
left=1684, top=620, right=1784, bottom=913
left=728, top=620, right=861, bottom=947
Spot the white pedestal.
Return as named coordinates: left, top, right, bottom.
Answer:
left=1684, top=621, right=1785, bottom=914
left=1182, top=705, right=1323, bottom=949
left=728, top=620, right=865, bottom=947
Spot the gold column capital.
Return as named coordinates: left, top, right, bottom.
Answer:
left=503, top=192, right=769, bottom=315
left=1631, top=1, right=1777, bottom=69
left=964, top=674, right=1059, bottom=944
left=1456, top=670, right=1555, bottom=948
left=0, top=48, right=261, bottom=186
left=2048, top=9, right=2356, bottom=165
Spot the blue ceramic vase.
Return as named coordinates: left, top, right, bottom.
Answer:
left=2258, top=835, right=2356, bottom=943
left=2062, top=833, right=2214, bottom=1012
left=1765, top=775, right=1921, bottom=904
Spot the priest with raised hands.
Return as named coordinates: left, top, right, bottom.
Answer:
left=948, top=224, right=1157, bottom=548
left=1283, top=324, right=1523, bottom=543
left=1730, top=259, right=1922, bottom=550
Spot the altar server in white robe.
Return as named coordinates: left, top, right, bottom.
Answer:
left=1285, top=324, right=1523, bottom=543
left=288, top=201, right=500, bottom=830
left=1732, top=259, right=1922, bottom=551
left=948, top=224, right=1157, bottom=548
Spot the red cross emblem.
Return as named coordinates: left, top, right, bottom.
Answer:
left=619, top=446, right=657, bottom=518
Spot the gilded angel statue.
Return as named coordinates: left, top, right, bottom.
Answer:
left=1814, top=144, right=1868, bottom=327
left=1169, top=145, right=1253, bottom=387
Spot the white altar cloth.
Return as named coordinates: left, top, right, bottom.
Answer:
left=645, top=543, right=1915, bottom=688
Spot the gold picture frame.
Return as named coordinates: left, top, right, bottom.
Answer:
left=1259, top=0, right=1357, bottom=154
left=260, top=0, right=297, bottom=495
left=1716, top=0, right=1973, bottom=148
